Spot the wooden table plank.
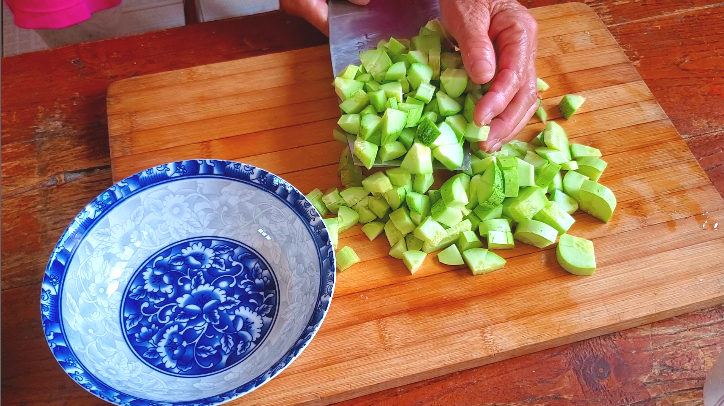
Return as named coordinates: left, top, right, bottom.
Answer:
left=2, top=1, right=724, bottom=405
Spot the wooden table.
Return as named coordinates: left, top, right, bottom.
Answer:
left=2, top=1, right=723, bottom=404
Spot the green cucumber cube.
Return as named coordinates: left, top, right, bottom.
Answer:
left=415, top=116, right=441, bottom=146
left=499, top=144, right=522, bottom=158
left=479, top=218, right=511, bottom=237
left=556, top=234, right=596, bottom=275
left=409, top=210, right=424, bottom=225
left=333, top=127, right=350, bottom=144
left=576, top=157, right=607, bottom=181
left=354, top=137, right=379, bottom=169
left=536, top=104, right=547, bottom=123
left=487, top=230, right=515, bottom=250
left=340, top=187, right=369, bottom=207
left=383, top=186, right=407, bottom=210
left=548, top=172, right=563, bottom=194
left=441, top=52, right=462, bottom=69
left=445, top=114, right=468, bottom=140
left=406, top=192, right=431, bottom=215
left=406, top=50, right=428, bottom=66
left=433, top=143, right=464, bottom=170
left=458, top=231, right=483, bottom=251
left=463, top=248, right=506, bottom=275
left=473, top=204, right=503, bottom=221
left=533, top=200, right=575, bottom=235
left=542, top=121, right=571, bottom=160
left=360, top=114, right=382, bottom=140
left=464, top=122, right=490, bottom=142
left=386, top=37, right=408, bottom=55
left=421, top=111, right=438, bottom=124
left=463, top=91, right=483, bottom=123
left=389, top=207, right=416, bottom=235
left=399, top=78, right=411, bottom=93
left=559, top=94, right=586, bottom=119
left=414, top=216, right=446, bottom=244
left=405, top=234, right=424, bottom=251
left=369, top=90, right=387, bottom=112
left=412, top=82, right=436, bottom=103
left=340, top=169, right=364, bottom=187
left=369, top=195, right=391, bottom=218
left=562, top=170, right=589, bottom=200
left=398, top=128, right=415, bottom=150
left=338, top=114, right=360, bottom=135
left=359, top=49, right=392, bottom=81
left=430, top=122, right=458, bottom=148
left=513, top=219, right=557, bottom=249
left=428, top=48, right=441, bottom=80
left=431, top=200, right=463, bottom=227
left=340, top=90, right=370, bottom=114
left=378, top=141, right=407, bottom=162
left=561, top=161, right=578, bottom=171
left=410, top=33, right=441, bottom=53
left=306, top=188, right=328, bottom=217
left=385, top=62, right=407, bottom=82
left=337, top=206, right=359, bottom=233
left=407, top=63, right=433, bottom=89
left=517, top=158, right=535, bottom=187
left=578, top=180, right=616, bottom=223
left=537, top=78, right=550, bottom=92
left=524, top=150, right=547, bottom=168
left=359, top=105, right=377, bottom=117
left=322, top=188, right=345, bottom=214
left=324, top=217, right=339, bottom=249
left=535, top=147, right=569, bottom=165
left=386, top=168, right=412, bottom=187
left=472, top=156, right=495, bottom=175
left=466, top=174, right=481, bottom=209
left=402, top=250, right=427, bottom=274
left=439, top=68, right=469, bottom=98
left=413, top=173, right=435, bottom=194
left=428, top=189, right=441, bottom=205
left=381, top=108, right=407, bottom=145
left=362, top=172, right=393, bottom=194
left=384, top=219, right=405, bottom=247
left=365, top=81, right=381, bottom=92
left=436, top=91, right=462, bottom=116
left=334, top=77, right=364, bottom=100
left=336, top=246, right=360, bottom=272
left=438, top=244, right=464, bottom=265
left=338, top=64, right=360, bottom=80
left=534, top=162, right=562, bottom=189
left=356, top=73, right=373, bottom=83
left=389, top=238, right=407, bottom=259
left=423, top=219, right=472, bottom=252
left=398, top=103, right=423, bottom=128
left=381, top=81, right=403, bottom=102
left=477, top=163, right=505, bottom=210
left=508, top=140, right=536, bottom=155
left=440, top=177, right=468, bottom=209
left=550, top=189, right=578, bottom=215
left=571, top=144, right=602, bottom=159
left=401, top=143, right=434, bottom=174
left=361, top=221, right=385, bottom=241
left=502, top=186, right=548, bottom=223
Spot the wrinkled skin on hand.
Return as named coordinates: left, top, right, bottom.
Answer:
left=281, top=0, right=538, bottom=152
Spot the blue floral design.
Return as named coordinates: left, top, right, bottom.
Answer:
left=122, top=238, right=277, bottom=376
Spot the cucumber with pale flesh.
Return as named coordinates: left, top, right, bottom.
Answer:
left=440, top=68, right=469, bottom=98
left=422, top=219, right=472, bottom=253
left=514, top=219, right=557, bottom=248
left=474, top=204, right=503, bottom=221
left=535, top=147, right=569, bottom=165
left=436, top=91, right=462, bottom=116
left=428, top=189, right=441, bottom=205
left=402, top=251, right=427, bottom=274
left=441, top=52, right=462, bottom=69
left=428, top=48, right=441, bottom=80
left=360, top=114, right=382, bottom=140
left=414, top=216, right=446, bottom=244
left=578, top=179, right=616, bottom=223
left=385, top=62, right=407, bottom=82
left=438, top=244, right=464, bottom=265
left=306, top=188, right=328, bottom=217
left=389, top=238, right=407, bottom=259
left=359, top=105, right=377, bottom=116
left=477, top=163, right=505, bottom=210
left=401, top=143, right=434, bottom=174
left=362, top=221, right=385, bottom=241
left=338, top=114, right=360, bottom=135
left=359, top=49, right=392, bottom=81
left=502, top=186, right=548, bottom=223
left=340, top=187, right=369, bottom=207
left=537, top=78, right=550, bottom=92
left=458, top=231, right=483, bottom=251
left=479, top=218, right=511, bottom=237
left=431, top=199, right=464, bottom=227
left=408, top=63, right=433, bottom=89
left=462, top=248, right=506, bottom=275
left=559, top=94, right=586, bottom=119
left=334, top=77, right=364, bottom=100
left=464, top=211, right=482, bottom=230
left=407, top=50, right=428, bottom=65
left=463, top=91, right=483, bottom=122
left=445, top=114, right=468, bottom=139
left=440, top=177, right=468, bottom=209
left=336, top=246, right=360, bottom=272
left=472, top=156, right=495, bottom=175
left=354, top=137, right=378, bottom=169
left=487, top=230, right=515, bottom=249
left=369, top=195, right=391, bottom=218
left=524, top=150, right=547, bottom=168
left=357, top=206, right=377, bottom=224
left=398, top=128, right=415, bottom=149
left=533, top=200, right=575, bottom=235
left=362, top=172, right=393, bottom=193
left=389, top=207, right=416, bottom=235
left=517, top=158, right=535, bottom=187
left=571, top=144, right=602, bottom=159
left=413, top=173, right=434, bottom=194
left=433, top=142, right=464, bottom=170
left=464, top=122, right=490, bottom=142
left=550, top=189, right=578, bottom=215
left=535, top=162, right=561, bottom=189
left=378, top=141, right=407, bottom=162
left=405, top=234, right=424, bottom=251
left=322, top=188, right=345, bottom=214
left=386, top=167, right=412, bottom=187
left=340, top=90, right=369, bottom=114
left=562, top=170, right=589, bottom=200
left=415, top=116, right=441, bottom=146
left=383, top=186, right=407, bottom=210
left=384, top=219, right=405, bottom=247
left=398, top=103, right=423, bottom=127
left=324, top=218, right=339, bottom=249
left=381, top=108, right=407, bottom=145
left=560, top=161, right=578, bottom=171
left=430, top=122, right=458, bottom=148
left=413, top=82, right=436, bottom=103
left=338, top=64, right=360, bottom=80
left=406, top=192, right=431, bottom=215
left=333, top=128, right=350, bottom=143
left=381, top=81, right=403, bottom=102
left=547, top=171, right=563, bottom=194
left=556, top=234, right=596, bottom=275
left=369, top=90, right=387, bottom=112
left=576, top=157, right=607, bottom=181
left=542, top=121, right=571, bottom=160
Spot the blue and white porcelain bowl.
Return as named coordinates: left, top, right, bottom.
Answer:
left=41, top=160, right=336, bottom=405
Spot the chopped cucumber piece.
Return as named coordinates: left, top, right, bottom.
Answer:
left=369, top=90, right=387, bottom=112
left=389, top=238, right=407, bottom=259
left=477, top=163, right=505, bottom=210
left=306, top=188, right=329, bottom=217
left=340, top=187, right=369, bottom=207
left=360, top=114, right=382, bottom=140
left=365, top=81, right=381, bottom=92
left=338, top=64, right=360, bottom=80
left=517, top=158, right=535, bottom=187
left=431, top=199, right=464, bottom=227
left=440, top=176, right=468, bottom=209
left=402, top=250, right=427, bottom=274
left=340, top=90, right=370, bottom=114
left=524, top=150, right=547, bottom=168
left=571, top=143, right=602, bottom=159
left=337, top=206, right=359, bottom=233
left=369, top=195, right=391, bottom=218
left=336, top=246, right=360, bottom=272
left=398, top=103, right=423, bottom=128
left=560, top=160, right=578, bottom=171
left=436, top=91, right=462, bottom=116
left=407, top=50, right=428, bottom=66
left=385, top=62, right=407, bottom=82
left=440, top=68, right=469, bottom=98
left=463, top=91, right=483, bottom=123
left=384, top=219, right=405, bottom=247
left=550, top=189, right=579, bottom=215
left=535, top=162, right=562, bottom=189
left=441, top=52, right=462, bottom=69
left=333, top=127, right=350, bottom=143
left=359, top=49, right=393, bottom=82
left=472, top=156, right=495, bottom=175
left=401, top=143, right=434, bottom=174
left=413, top=82, right=436, bottom=103
left=340, top=169, right=365, bottom=187
left=535, top=147, right=569, bottom=165
left=381, top=81, right=404, bottom=102
left=423, top=219, right=472, bottom=252
left=430, top=122, right=458, bottom=148
left=416, top=116, right=441, bottom=146
left=514, top=219, right=558, bottom=249
left=559, top=94, right=586, bottom=119
left=428, top=48, right=441, bottom=80
left=498, top=157, right=519, bottom=198
left=548, top=171, right=563, bottom=194
left=463, top=248, right=506, bottom=275
left=536, top=104, right=547, bottom=123
left=408, top=63, right=433, bottom=89
left=322, top=188, right=345, bottom=214
left=386, top=37, right=408, bottom=55
left=533, top=200, right=575, bottom=235
left=409, top=210, right=424, bottom=225
left=414, top=216, right=446, bottom=244
left=406, top=192, right=431, bottom=215
left=433, top=142, right=464, bottom=170
left=359, top=105, right=377, bottom=117
left=458, top=231, right=483, bottom=251
left=487, top=230, right=515, bottom=250
left=354, top=137, right=379, bottom=169
left=362, top=172, right=394, bottom=194
left=509, top=140, right=536, bottom=155
left=479, top=218, right=511, bottom=237
left=502, top=186, right=548, bottom=223
left=556, top=234, right=596, bottom=275
left=473, top=204, right=503, bottom=221
left=411, top=33, right=441, bottom=53
left=361, top=221, right=385, bottom=241
left=334, top=77, right=364, bottom=100
left=466, top=174, right=481, bottom=209
left=499, top=144, right=522, bottom=158
left=386, top=168, right=412, bottom=187
left=383, top=186, right=407, bottom=210
left=413, top=173, right=434, bottom=194
left=445, top=114, right=468, bottom=139
left=563, top=170, right=589, bottom=200
left=405, top=234, right=424, bottom=251
left=381, top=108, right=407, bottom=145
left=356, top=73, right=373, bottom=83
left=542, top=121, right=571, bottom=160
left=537, top=78, right=550, bottom=92
left=421, top=111, right=438, bottom=124
left=378, top=141, right=408, bottom=162
left=324, top=218, right=339, bottom=249
left=464, top=122, right=490, bottom=142
left=389, top=207, right=416, bottom=235
left=578, top=180, right=616, bottom=223
left=398, top=128, right=415, bottom=149
left=338, top=114, right=360, bottom=135
left=357, top=206, right=377, bottom=224
left=428, top=189, right=441, bottom=205
left=576, top=157, right=607, bottom=181
left=438, top=244, right=464, bottom=265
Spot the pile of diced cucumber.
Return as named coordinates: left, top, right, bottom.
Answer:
left=315, top=19, right=610, bottom=277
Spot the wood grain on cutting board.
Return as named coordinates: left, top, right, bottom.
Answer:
left=107, top=3, right=724, bottom=405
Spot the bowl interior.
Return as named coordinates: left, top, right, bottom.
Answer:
left=57, top=174, right=325, bottom=403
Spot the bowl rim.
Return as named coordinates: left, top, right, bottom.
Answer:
left=40, top=159, right=336, bottom=406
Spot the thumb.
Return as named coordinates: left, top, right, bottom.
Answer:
left=439, top=0, right=496, bottom=84
left=280, top=0, right=329, bottom=35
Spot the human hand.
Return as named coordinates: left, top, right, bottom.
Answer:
left=280, top=0, right=370, bottom=36
left=440, top=0, right=539, bottom=152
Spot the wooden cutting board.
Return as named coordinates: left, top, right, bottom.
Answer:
left=107, top=3, right=724, bottom=405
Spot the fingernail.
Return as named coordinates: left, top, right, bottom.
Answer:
left=471, top=60, right=493, bottom=82
left=481, top=111, right=493, bottom=125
